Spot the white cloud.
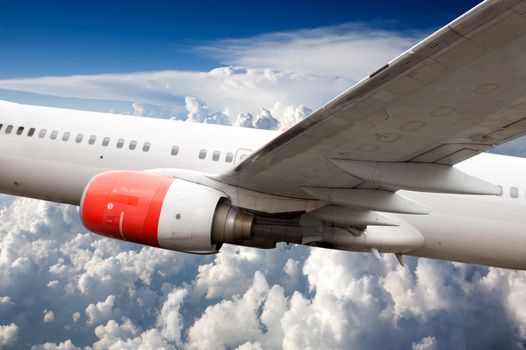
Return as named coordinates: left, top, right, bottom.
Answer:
left=72, top=312, right=80, bottom=323
left=85, top=295, right=116, bottom=325
left=184, top=96, right=231, bottom=125
left=130, top=102, right=176, bottom=119
left=201, top=24, right=419, bottom=80
left=3, top=195, right=526, bottom=349
left=157, top=289, right=187, bottom=347
left=271, top=103, right=311, bottom=130
left=380, top=259, right=458, bottom=319
left=105, top=329, right=171, bottom=350
left=91, top=319, right=138, bottom=350
left=412, top=336, right=437, bottom=350
left=234, top=342, right=264, bottom=350
left=0, top=323, right=18, bottom=348
left=0, top=67, right=340, bottom=120
left=43, top=310, right=55, bottom=323
left=284, top=258, right=299, bottom=278
left=0, top=196, right=198, bottom=348
left=195, top=245, right=266, bottom=299
left=31, top=340, right=81, bottom=350
left=478, top=268, right=526, bottom=340
left=0, top=24, right=418, bottom=123
left=253, top=108, right=278, bottom=130
left=47, top=280, right=59, bottom=288
left=233, top=112, right=255, bottom=128
left=186, top=271, right=271, bottom=350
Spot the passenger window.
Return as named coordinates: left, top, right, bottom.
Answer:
left=212, top=151, right=220, bottom=161
left=5, top=125, right=13, bottom=134
left=171, top=145, right=179, bottom=156
left=50, top=130, right=58, bottom=140
left=16, top=126, right=24, bottom=135
left=62, top=132, right=70, bottom=141
left=39, top=129, right=47, bottom=138
left=143, top=142, right=151, bottom=152
left=129, top=140, right=137, bottom=150
left=199, top=149, right=207, bottom=159
left=510, top=187, right=519, bottom=198
left=27, top=128, right=35, bottom=137
left=75, top=133, right=84, bottom=143
left=102, top=137, right=110, bottom=147
left=225, top=152, right=233, bottom=163
left=116, top=138, right=124, bottom=149
left=88, top=135, right=96, bottom=145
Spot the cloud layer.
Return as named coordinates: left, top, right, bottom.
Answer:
left=1, top=197, right=526, bottom=349
left=0, top=24, right=417, bottom=120
left=201, top=24, right=419, bottom=80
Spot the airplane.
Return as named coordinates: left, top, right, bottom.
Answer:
left=1, top=0, right=526, bottom=270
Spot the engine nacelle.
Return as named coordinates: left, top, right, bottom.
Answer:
left=80, top=171, right=253, bottom=254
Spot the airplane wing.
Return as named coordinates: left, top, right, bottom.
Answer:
left=218, top=0, right=526, bottom=199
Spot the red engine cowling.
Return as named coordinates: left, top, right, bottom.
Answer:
left=80, top=171, right=175, bottom=247
left=80, top=171, right=254, bottom=254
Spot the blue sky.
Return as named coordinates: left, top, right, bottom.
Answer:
left=0, top=0, right=483, bottom=117
left=0, top=0, right=480, bottom=78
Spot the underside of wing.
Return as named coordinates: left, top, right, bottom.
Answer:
left=218, top=0, right=526, bottom=199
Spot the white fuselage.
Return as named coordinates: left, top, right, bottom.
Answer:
left=0, top=100, right=277, bottom=204
left=1, top=100, right=525, bottom=269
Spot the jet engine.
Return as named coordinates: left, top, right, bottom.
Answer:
left=80, top=171, right=423, bottom=256
left=80, top=171, right=254, bottom=254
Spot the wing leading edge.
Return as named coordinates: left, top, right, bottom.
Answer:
left=218, top=0, right=526, bottom=199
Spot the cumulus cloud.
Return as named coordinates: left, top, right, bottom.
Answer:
left=31, top=340, right=81, bottom=350
left=128, top=96, right=293, bottom=130
left=184, top=96, right=231, bottom=125
left=233, top=112, right=255, bottom=128
left=85, top=295, right=116, bottom=325
left=43, top=310, right=55, bottom=323
left=72, top=313, right=80, bottom=323
left=0, top=67, right=340, bottom=121
left=253, top=108, right=279, bottom=130
left=157, top=289, right=187, bottom=347
left=412, top=336, right=437, bottom=350
left=0, top=196, right=199, bottom=348
left=2, top=195, right=526, bottom=349
left=187, top=272, right=271, bottom=350
left=130, top=102, right=177, bottom=119
left=0, top=323, right=18, bottom=348
left=91, top=319, right=139, bottom=350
